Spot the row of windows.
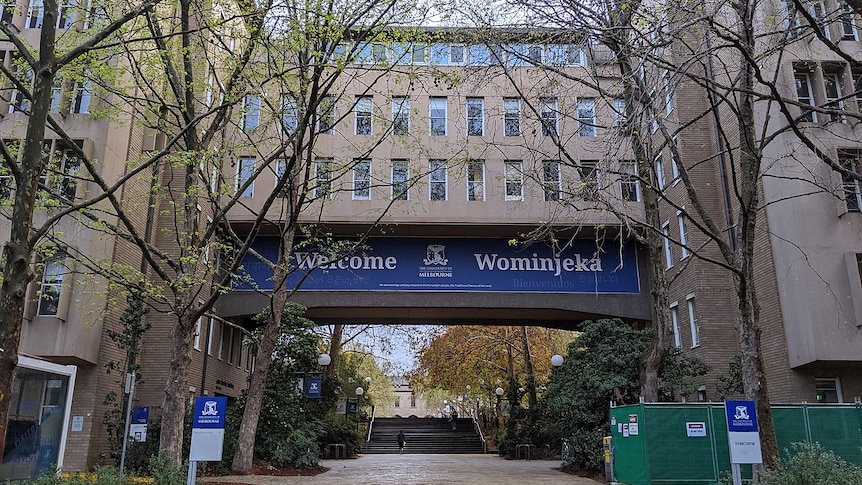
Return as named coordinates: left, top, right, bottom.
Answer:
left=242, top=94, right=625, bottom=139
left=1, top=0, right=108, bottom=29
left=193, top=316, right=254, bottom=371
left=782, top=0, right=861, bottom=41
left=332, top=42, right=586, bottom=68
left=793, top=63, right=862, bottom=124
left=0, top=144, right=82, bottom=201
left=840, top=149, right=862, bottom=212
left=236, top=157, right=641, bottom=203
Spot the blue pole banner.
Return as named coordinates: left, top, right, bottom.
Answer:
left=234, top=237, right=640, bottom=294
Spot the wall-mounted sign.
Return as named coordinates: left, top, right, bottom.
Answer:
left=686, top=422, right=707, bottom=437
left=236, top=237, right=640, bottom=294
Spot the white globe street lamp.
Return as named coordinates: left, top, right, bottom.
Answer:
left=551, top=354, right=564, bottom=368
left=318, top=353, right=332, bottom=366
left=355, top=386, right=364, bottom=396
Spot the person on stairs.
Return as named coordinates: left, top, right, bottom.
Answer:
left=450, top=410, right=458, bottom=430
left=397, top=430, right=406, bottom=454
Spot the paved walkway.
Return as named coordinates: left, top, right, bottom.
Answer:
left=205, top=454, right=603, bottom=484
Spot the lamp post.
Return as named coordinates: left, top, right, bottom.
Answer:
left=551, top=354, right=564, bottom=369
left=495, top=386, right=504, bottom=427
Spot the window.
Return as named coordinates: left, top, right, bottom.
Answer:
left=794, top=72, right=816, bottom=122
left=274, top=158, right=290, bottom=197
left=468, top=45, right=490, bottom=65
left=241, top=95, right=260, bottom=132
left=411, top=393, right=416, bottom=407
left=429, top=97, right=447, bottom=136
left=355, top=96, right=373, bottom=135
left=391, top=160, right=409, bottom=200
left=449, top=45, right=465, bottom=64
left=542, top=160, right=561, bottom=201
left=50, top=81, right=62, bottom=114
left=217, top=321, right=225, bottom=359
left=663, top=72, right=674, bottom=115
left=352, top=159, right=370, bottom=200
left=280, top=97, right=298, bottom=134
left=579, top=160, right=599, bottom=200
left=467, top=160, right=484, bottom=201
left=410, top=44, right=427, bottom=64
left=57, top=0, right=76, bottom=28
left=670, top=303, right=681, bottom=349
left=237, top=157, right=255, bottom=198
left=662, top=221, right=673, bottom=268
left=613, top=98, right=628, bottom=131
left=503, top=98, right=521, bottom=136
left=504, top=160, right=523, bottom=201
left=71, top=81, right=92, bottom=114
left=1, top=0, right=13, bottom=24
left=546, top=44, right=584, bottom=66
left=687, top=294, right=699, bottom=347
left=855, top=69, right=862, bottom=112
left=392, top=97, right=410, bottom=135
left=37, top=253, right=66, bottom=316
left=194, top=317, right=202, bottom=350
left=314, top=158, right=332, bottom=199
left=678, top=211, right=690, bottom=258
left=371, top=44, right=387, bottom=63
left=429, top=160, right=447, bottom=201
left=783, top=0, right=801, bottom=36
left=317, top=96, right=336, bottom=134
left=0, top=158, right=13, bottom=199
left=670, top=138, right=680, bottom=183
left=824, top=73, right=845, bottom=122
left=839, top=149, right=861, bottom=212
left=810, top=0, right=830, bottom=39
left=840, top=1, right=859, bottom=40
left=395, top=397, right=400, bottom=408
left=27, top=0, right=43, bottom=28
left=620, top=161, right=640, bottom=201
left=56, top=151, right=81, bottom=200
left=207, top=318, right=214, bottom=355
left=577, top=98, right=596, bottom=136
left=540, top=98, right=558, bottom=136
left=466, top=98, right=484, bottom=136
left=655, top=154, right=666, bottom=190
left=815, top=377, right=843, bottom=403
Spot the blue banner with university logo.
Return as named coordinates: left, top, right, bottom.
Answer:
left=192, top=396, right=227, bottom=429
left=234, top=237, right=640, bottom=294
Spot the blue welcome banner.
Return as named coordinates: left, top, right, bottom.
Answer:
left=235, top=237, right=640, bottom=294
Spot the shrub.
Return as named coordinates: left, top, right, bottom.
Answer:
left=150, top=453, right=187, bottom=485
left=760, top=442, right=862, bottom=485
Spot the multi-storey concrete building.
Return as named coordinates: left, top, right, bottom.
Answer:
left=1, top=4, right=861, bottom=478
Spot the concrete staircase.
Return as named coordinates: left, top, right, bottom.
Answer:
left=364, top=416, right=486, bottom=454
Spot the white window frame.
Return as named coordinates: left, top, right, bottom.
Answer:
left=194, top=317, right=202, bottom=350
left=810, top=0, right=830, bottom=39
left=318, top=96, right=336, bottom=134
left=503, top=98, right=521, bottom=136
left=391, top=159, right=409, bottom=200
left=542, top=160, right=561, bottom=201
left=352, top=159, right=371, bottom=200
left=392, top=97, right=410, bottom=135
left=670, top=302, right=681, bottom=349
left=36, top=253, right=66, bottom=316
left=280, top=97, right=298, bottom=134
left=655, top=154, right=666, bottom=190
left=662, top=221, right=673, bottom=269
left=839, top=149, right=862, bottom=212
left=429, top=97, right=447, bottom=136
left=466, top=160, right=485, bottom=201
left=620, top=161, right=640, bottom=202
left=613, top=98, right=627, bottom=130
left=540, top=97, right=558, bottom=136
left=27, top=0, right=44, bottom=28
left=206, top=318, right=215, bottom=355
left=71, top=81, right=92, bottom=115
left=466, top=98, right=484, bottom=136
left=241, top=95, right=260, bottom=132
left=429, top=160, right=448, bottom=201
left=314, top=158, right=332, bottom=200
left=687, top=293, right=699, bottom=347
left=237, top=157, right=255, bottom=198
left=504, top=160, right=524, bottom=201
left=355, top=96, right=373, bottom=135
left=577, top=97, right=596, bottom=137
left=677, top=210, right=690, bottom=259
left=840, top=1, right=859, bottom=40
left=274, top=158, right=289, bottom=197
left=663, top=71, right=674, bottom=115
left=824, top=72, right=845, bottom=122
left=794, top=72, right=817, bottom=123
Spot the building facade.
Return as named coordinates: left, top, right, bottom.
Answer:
left=1, top=4, right=861, bottom=477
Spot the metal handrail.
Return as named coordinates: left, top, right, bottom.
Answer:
left=472, top=414, right=488, bottom=453
left=365, top=405, right=375, bottom=443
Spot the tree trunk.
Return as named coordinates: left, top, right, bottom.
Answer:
left=0, top=0, right=58, bottom=458
left=518, top=326, right=537, bottom=408
left=326, top=324, right=344, bottom=379
left=159, top=309, right=197, bottom=463
left=231, top=229, right=296, bottom=473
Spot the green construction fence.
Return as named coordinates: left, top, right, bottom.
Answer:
left=608, top=402, right=862, bottom=485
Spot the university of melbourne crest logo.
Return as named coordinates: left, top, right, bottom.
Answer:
left=202, top=400, right=219, bottom=416
left=423, top=245, right=448, bottom=265
left=734, top=406, right=749, bottom=420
